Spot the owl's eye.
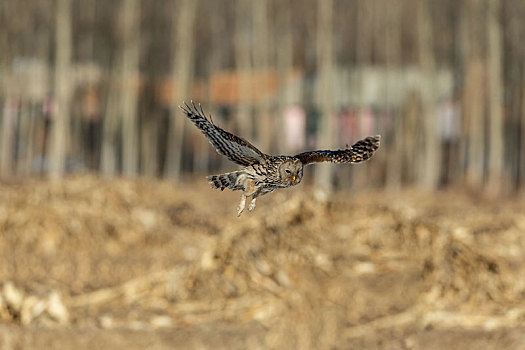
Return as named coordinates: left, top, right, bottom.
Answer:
left=285, top=169, right=291, bottom=174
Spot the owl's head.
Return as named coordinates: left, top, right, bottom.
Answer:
left=278, top=159, right=303, bottom=185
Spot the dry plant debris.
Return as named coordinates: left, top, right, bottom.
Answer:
left=0, top=176, right=525, bottom=349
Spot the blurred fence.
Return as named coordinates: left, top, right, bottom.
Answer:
left=1, top=0, right=525, bottom=193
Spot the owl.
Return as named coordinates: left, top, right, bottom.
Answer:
left=180, top=102, right=380, bottom=216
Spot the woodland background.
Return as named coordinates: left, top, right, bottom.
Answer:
left=1, top=0, right=525, bottom=194
left=2, top=1, right=525, bottom=349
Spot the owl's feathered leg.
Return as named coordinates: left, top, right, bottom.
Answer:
left=237, top=194, right=247, bottom=217
left=248, top=187, right=274, bottom=212
left=238, top=179, right=261, bottom=216
left=248, top=194, right=259, bottom=212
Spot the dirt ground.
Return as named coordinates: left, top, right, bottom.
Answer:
left=1, top=175, right=525, bottom=349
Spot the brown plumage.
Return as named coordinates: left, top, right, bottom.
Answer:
left=180, top=101, right=380, bottom=216
left=295, top=136, right=380, bottom=165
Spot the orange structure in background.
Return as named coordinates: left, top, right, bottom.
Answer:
left=209, top=70, right=279, bottom=104
left=157, top=69, right=299, bottom=106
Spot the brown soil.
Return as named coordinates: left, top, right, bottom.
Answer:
left=1, top=175, right=525, bottom=349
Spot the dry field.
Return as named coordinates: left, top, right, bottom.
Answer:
left=1, top=176, right=525, bottom=349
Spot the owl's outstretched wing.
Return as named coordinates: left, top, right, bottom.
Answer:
left=295, top=135, right=380, bottom=166
left=179, top=102, right=267, bottom=166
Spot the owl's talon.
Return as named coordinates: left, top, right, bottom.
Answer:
left=237, top=194, right=247, bottom=216
left=248, top=198, right=257, bottom=212
left=237, top=206, right=245, bottom=217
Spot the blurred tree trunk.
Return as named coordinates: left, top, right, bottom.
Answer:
left=464, top=61, right=485, bottom=188
left=314, top=0, right=334, bottom=196
left=48, top=0, right=72, bottom=179
left=0, top=98, right=15, bottom=177
left=463, top=0, right=485, bottom=189
left=417, top=0, right=440, bottom=190
left=101, top=71, right=120, bottom=177
left=522, top=65, right=525, bottom=186
left=119, top=0, right=140, bottom=176
left=384, top=0, right=403, bottom=190
left=356, top=0, right=372, bottom=69
left=0, top=11, right=11, bottom=177
left=17, top=102, right=33, bottom=174
left=456, top=0, right=469, bottom=184
left=192, top=0, right=216, bottom=174
left=512, top=1, right=525, bottom=188
left=78, top=0, right=98, bottom=171
left=401, top=93, right=421, bottom=184
left=141, top=118, right=158, bottom=176
left=275, top=0, right=293, bottom=154
left=486, top=0, right=504, bottom=194
left=504, top=3, right=522, bottom=191
left=165, top=0, right=198, bottom=180
left=253, top=0, right=272, bottom=152
left=205, top=0, right=224, bottom=171
left=235, top=0, right=253, bottom=139
left=140, top=84, right=159, bottom=177
left=25, top=104, right=37, bottom=174
left=352, top=0, right=373, bottom=191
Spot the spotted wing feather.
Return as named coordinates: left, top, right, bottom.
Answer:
left=295, top=135, right=380, bottom=165
left=179, top=102, right=267, bottom=166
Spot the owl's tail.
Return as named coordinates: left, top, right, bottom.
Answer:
left=207, top=171, right=244, bottom=191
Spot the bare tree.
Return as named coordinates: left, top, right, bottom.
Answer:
left=0, top=5, right=12, bottom=177
left=140, top=83, right=160, bottom=177
left=202, top=0, right=225, bottom=171
left=352, top=0, right=373, bottom=191
left=417, top=0, right=440, bottom=190
left=275, top=0, right=293, bottom=154
left=314, top=0, right=335, bottom=196
left=0, top=98, right=15, bottom=177
left=522, top=66, right=525, bottom=186
left=235, top=0, right=253, bottom=139
left=356, top=0, right=373, bottom=68
left=462, top=0, right=485, bottom=189
left=119, top=0, right=140, bottom=176
left=48, top=0, right=73, bottom=179
left=486, top=0, right=504, bottom=193
left=165, top=0, right=198, bottom=180
left=253, top=0, right=272, bottom=152
left=384, top=0, right=403, bottom=190
left=100, top=70, right=120, bottom=177
left=17, top=102, right=33, bottom=174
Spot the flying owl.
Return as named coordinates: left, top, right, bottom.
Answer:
left=180, top=102, right=380, bottom=216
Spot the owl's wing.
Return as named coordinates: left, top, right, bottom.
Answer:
left=179, top=101, right=267, bottom=166
left=295, top=135, right=380, bottom=166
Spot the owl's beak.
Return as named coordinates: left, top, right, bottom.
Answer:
left=292, top=175, right=296, bottom=182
